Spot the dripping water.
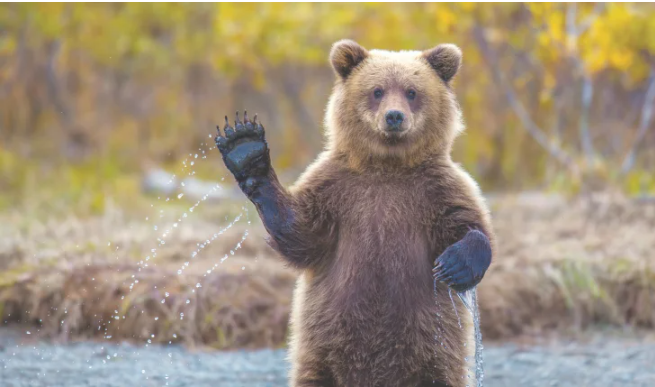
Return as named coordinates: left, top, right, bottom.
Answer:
left=435, top=279, right=484, bottom=387
left=457, top=288, right=484, bottom=387
left=432, top=277, right=447, bottom=350
left=448, top=288, right=462, bottom=329
left=449, top=287, right=474, bottom=385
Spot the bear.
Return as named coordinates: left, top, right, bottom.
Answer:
left=215, top=39, right=495, bottom=387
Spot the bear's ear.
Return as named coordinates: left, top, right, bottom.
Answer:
left=422, top=44, right=462, bottom=83
left=330, top=39, right=369, bottom=80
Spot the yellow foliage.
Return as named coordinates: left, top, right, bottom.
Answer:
left=0, top=2, right=654, bottom=208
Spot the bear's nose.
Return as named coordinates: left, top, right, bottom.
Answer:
left=385, top=110, right=405, bottom=130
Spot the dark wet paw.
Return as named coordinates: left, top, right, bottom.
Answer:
left=215, top=111, right=270, bottom=183
left=432, top=230, right=492, bottom=292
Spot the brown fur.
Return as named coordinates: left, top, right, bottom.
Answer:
left=268, top=40, right=495, bottom=387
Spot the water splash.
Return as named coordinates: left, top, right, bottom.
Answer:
left=178, top=211, right=243, bottom=276
left=79, top=138, right=259, bottom=385
left=105, top=145, right=243, bottom=343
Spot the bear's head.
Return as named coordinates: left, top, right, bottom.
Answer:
left=325, top=39, right=464, bottom=168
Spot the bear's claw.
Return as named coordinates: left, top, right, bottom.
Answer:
left=215, top=111, right=270, bottom=185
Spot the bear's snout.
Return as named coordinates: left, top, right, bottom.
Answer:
left=385, top=110, right=405, bottom=132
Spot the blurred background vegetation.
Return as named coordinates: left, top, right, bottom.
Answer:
left=1, top=3, right=655, bottom=217
left=1, top=3, right=655, bottom=352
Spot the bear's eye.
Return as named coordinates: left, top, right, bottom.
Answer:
left=407, top=89, right=416, bottom=100
left=373, top=88, right=384, bottom=99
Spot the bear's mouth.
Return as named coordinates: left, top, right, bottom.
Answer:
left=381, top=131, right=407, bottom=145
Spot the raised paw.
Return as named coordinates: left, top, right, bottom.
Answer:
left=215, top=111, right=270, bottom=184
left=432, top=229, right=492, bottom=292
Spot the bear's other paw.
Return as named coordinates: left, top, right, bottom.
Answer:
left=432, top=229, right=491, bottom=292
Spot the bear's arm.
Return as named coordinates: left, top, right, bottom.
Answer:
left=249, top=167, right=338, bottom=270
left=430, top=162, right=496, bottom=292
left=442, top=201, right=494, bottom=247
left=215, top=113, right=338, bottom=270
left=431, top=163, right=496, bottom=254
left=432, top=200, right=495, bottom=292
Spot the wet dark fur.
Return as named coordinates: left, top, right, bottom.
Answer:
left=215, top=40, right=495, bottom=387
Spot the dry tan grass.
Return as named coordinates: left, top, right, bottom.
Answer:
left=480, top=191, right=655, bottom=338
left=0, top=202, right=296, bottom=349
left=0, top=192, right=654, bottom=348
left=0, top=261, right=295, bottom=349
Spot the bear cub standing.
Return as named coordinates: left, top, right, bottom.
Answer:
left=215, top=40, right=495, bottom=387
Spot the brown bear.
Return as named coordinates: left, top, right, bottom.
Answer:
left=215, top=39, right=495, bottom=387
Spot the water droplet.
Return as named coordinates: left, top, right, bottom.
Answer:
left=177, top=193, right=184, bottom=199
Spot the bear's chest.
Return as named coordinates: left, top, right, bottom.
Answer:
left=335, top=175, right=434, bottom=234
left=321, top=175, right=438, bottom=305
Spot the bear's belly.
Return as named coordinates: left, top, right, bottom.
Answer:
left=306, top=242, right=447, bottom=386
left=298, top=270, right=469, bottom=386
left=290, top=211, right=471, bottom=386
